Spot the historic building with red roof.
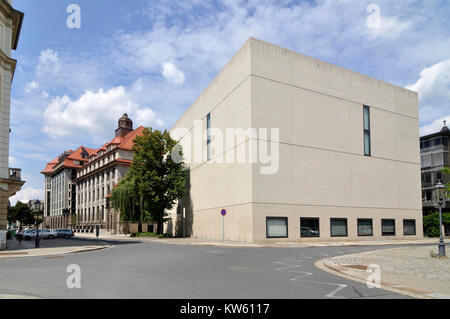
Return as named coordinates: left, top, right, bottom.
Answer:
left=41, top=114, right=153, bottom=234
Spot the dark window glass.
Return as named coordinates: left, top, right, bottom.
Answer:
left=363, top=106, right=371, bottom=156
left=424, top=140, right=431, bottom=148
left=382, top=219, right=396, bottom=236
left=207, top=113, right=211, bottom=161
left=358, top=219, right=373, bottom=236
left=266, top=217, right=288, bottom=238
left=437, top=171, right=443, bottom=182
left=403, top=220, right=416, bottom=236
left=420, top=142, right=424, bottom=149
left=300, top=218, right=320, bottom=238
left=425, top=173, right=432, bottom=183
left=331, top=218, right=348, bottom=237
left=434, top=138, right=442, bottom=146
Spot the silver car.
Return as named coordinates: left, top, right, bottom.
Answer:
left=23, top=229, right=57, bottom=240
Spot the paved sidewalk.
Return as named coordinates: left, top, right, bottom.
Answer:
left=76, top=232, right=440, bottom=248
left=317, top=245, right=450, bottom=299
left=0, top=238, right=110, bottom=259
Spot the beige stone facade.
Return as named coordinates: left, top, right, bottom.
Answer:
left=0, top=0, right=23, bottom=249
left=166, top=38, right=423, bottom=243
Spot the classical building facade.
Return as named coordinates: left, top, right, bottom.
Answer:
left=42, top=115, right=154, bottom=234
left=0, top=0, right=23, bottom=249
left=73, top=115, right=146, bottom=234
left=41, top=146, right=96, bottom=229
left=166, top=38, right=423, bottom=243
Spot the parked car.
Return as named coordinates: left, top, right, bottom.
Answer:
left=23, top=229, right=57, bottom=240
left=55, top=229, right=75, bottom=238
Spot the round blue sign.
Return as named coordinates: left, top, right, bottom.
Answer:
left=221, top=209, right=227, bottom=216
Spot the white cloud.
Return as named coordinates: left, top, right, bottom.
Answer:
left=365, top=15, right=412, bottom=39
left=420, top=116, right=450, bottom=137
left=42, top=86, right=164, bottom=139
left=161, top=62, right=185, bottom=85
left=9, top=156, right=17, bottom=167
left=407, top=59, right=450, bottom=124
left=25, top=81, right=40, bottom=93
left=9, top=187, right=44, bottom=206
left=135, top=108, right=165, bottom=127
left=36, top=49, right=61, bottom=77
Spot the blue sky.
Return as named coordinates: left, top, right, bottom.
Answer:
left=9, top=0, right=450, bottom=203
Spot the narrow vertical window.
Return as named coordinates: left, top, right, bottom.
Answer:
left=363, top=105, right=371, bottom=156
left=206, top=113, right=211, bottom=161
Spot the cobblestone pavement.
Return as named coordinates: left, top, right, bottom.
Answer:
left=319, top=245, right=450, bottom=299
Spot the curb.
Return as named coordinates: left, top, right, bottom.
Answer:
left=315, top=255, right=432, bottom=299
left=0, top=245, right=111, bottom=259
left=74, top=235, right=438, bottom=248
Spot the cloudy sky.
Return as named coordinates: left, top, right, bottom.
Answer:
left=8, top=0, right=450, bottom=203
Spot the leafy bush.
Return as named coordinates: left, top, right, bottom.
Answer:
left=423, top=212, right=450, bottom=238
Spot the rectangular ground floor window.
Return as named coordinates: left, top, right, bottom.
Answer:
left=331, top=218, right=348, bottom=237
left=357, top=219, right=373, bottom=236
left=300, top=217, right=320, bottom=238
left=382, top=219, right=396, bottom=236
left=403, top=220, right=416, bottom=236
left=266, top=217, right=288, bottom=238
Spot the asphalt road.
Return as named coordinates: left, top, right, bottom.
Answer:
left=0, top=239, right=412, bottom=299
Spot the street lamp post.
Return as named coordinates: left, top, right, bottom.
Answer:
left=34, top=211, right=43, bottom=249
left=435, top=180, right=446, bottom=257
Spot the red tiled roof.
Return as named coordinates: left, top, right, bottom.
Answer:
left=41, top=127, right=146, bottom=175
left=117, top=126, right=145, bottom=151
left=41, top=146, right=96, bottom=175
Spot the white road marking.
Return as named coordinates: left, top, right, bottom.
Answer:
left=273, top=257, right=348, bottom=299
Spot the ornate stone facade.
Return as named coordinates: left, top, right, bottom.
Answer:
left=0, top=0, right=23, bottom=250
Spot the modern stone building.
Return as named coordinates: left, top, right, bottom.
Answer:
left=420, top=122, right=450, bottom=235
left=28, top=199, right=44, bottom=212
left=42, top=114, right=155, bottom=234
left=166, top=38, right=423, bottom=243
left=0, top=0, right=23, bottom=249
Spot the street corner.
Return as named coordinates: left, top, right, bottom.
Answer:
left=315, top=245, right=450, bottom=300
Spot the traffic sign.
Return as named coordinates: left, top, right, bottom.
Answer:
left=221, top=209, right=227, bottom=216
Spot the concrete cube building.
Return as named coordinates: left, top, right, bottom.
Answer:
left=166, top=38, right=423, bottom=243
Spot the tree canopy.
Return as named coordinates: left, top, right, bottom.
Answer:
left=8, top=202, right=36, bottom=226
left=111, top=128, right=186, bottom=234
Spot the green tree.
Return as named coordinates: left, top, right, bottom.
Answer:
left=441, top=167, right=450, bottom=193
left=423, top=212, right=450, bottom=237
left=8, top=202, right=36, bottom=226
left=111, top=128, right=186, bottom=234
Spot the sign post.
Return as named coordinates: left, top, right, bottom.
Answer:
left=221, top=209, right=227, bottom=246
left=183, top=208, right=186, bottom=239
